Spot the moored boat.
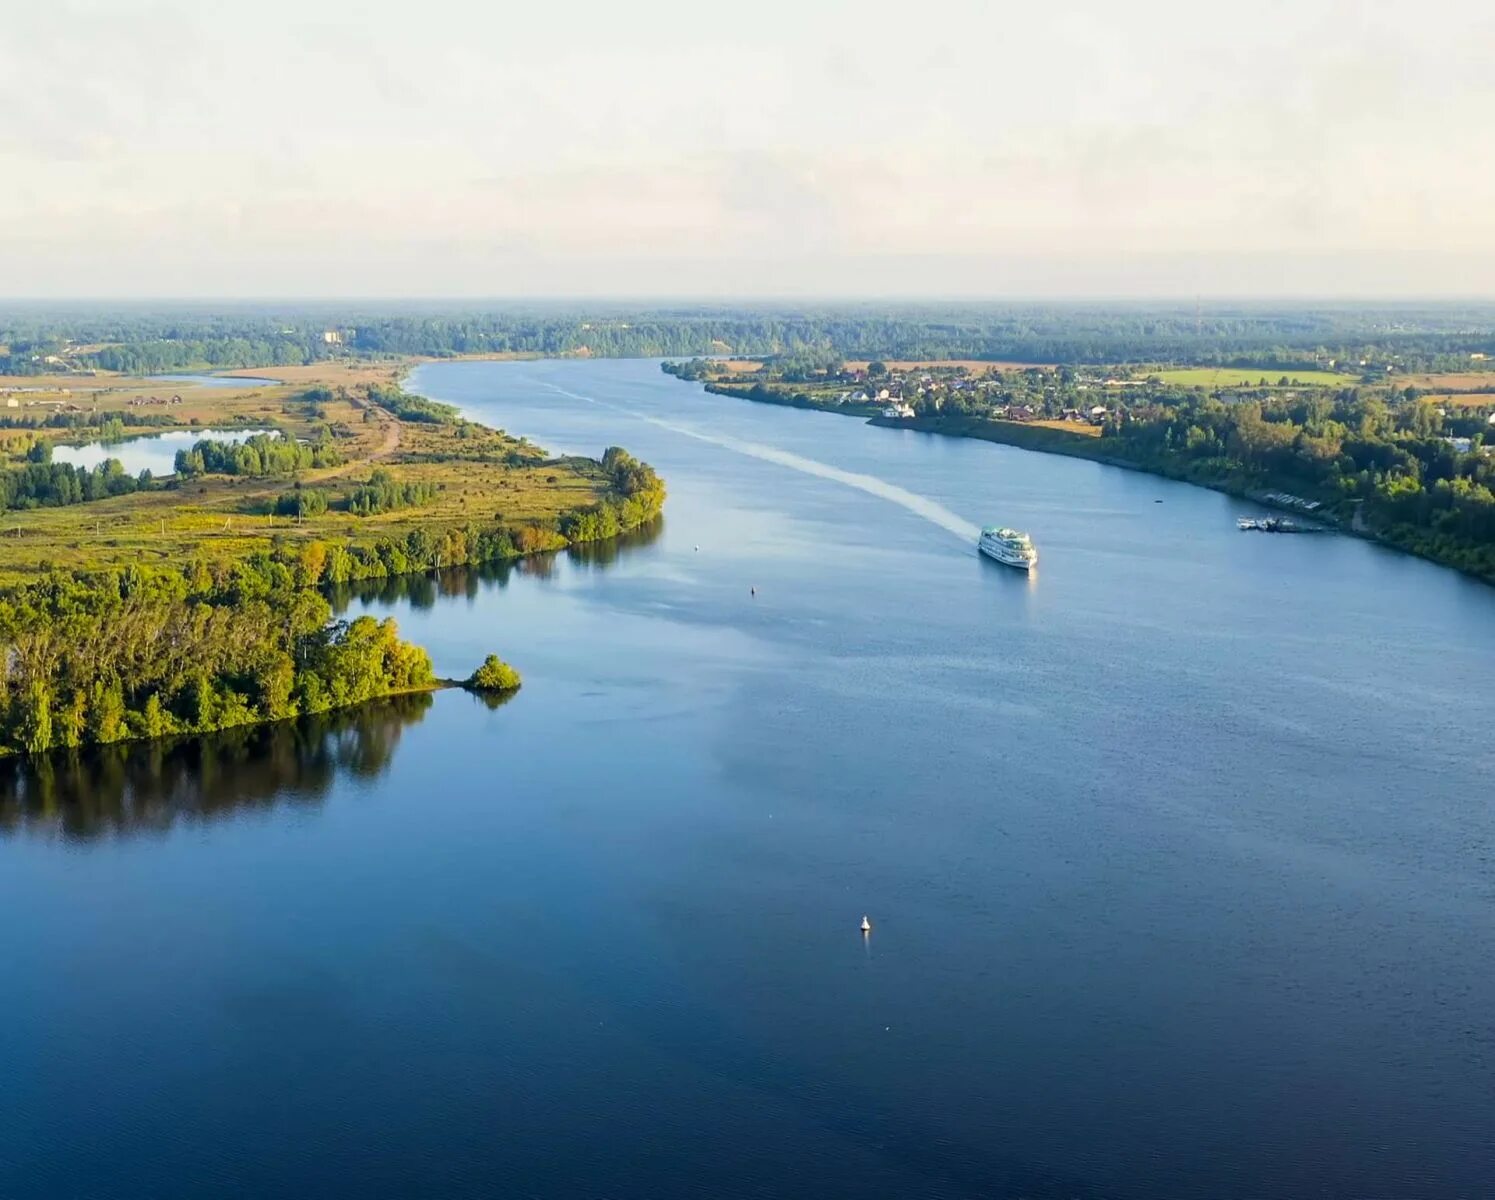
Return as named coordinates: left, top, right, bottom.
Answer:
left=1237, top=516, right=1303, bottom=533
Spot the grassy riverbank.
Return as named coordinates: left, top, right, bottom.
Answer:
left=0, top=361, right=649, bottom=584
left=0, top=360, right=666, bottom=757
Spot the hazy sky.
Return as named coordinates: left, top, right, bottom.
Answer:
left=3, top=0, right=1493, bottom=298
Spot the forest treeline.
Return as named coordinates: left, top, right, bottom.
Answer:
left=0, top=430, right=346, bottom=513
left=559, top=447, right=668, bottom=542
left=0, top=455, right=150, bottom=512
left=8, top=304, right=1495, bottom=375
left=174, top=431, right=343, bottom=477
left=346, top=469, right=436, bottom=515
left=0, top=566, right=435, bottom=756
left=1098, top=394, right=1495, bottom=577
left=365, top=384, right=462, bottom=424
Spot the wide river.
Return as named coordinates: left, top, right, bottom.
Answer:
left=3, top=358, right=1494, bottom=1199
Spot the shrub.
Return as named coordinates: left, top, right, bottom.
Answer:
left=467, top=654, right=521, bottom=692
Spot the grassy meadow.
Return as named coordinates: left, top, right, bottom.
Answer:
left=1152, top=367, right=1359, bottom=388
left=0, top=364, right=613, bottom=585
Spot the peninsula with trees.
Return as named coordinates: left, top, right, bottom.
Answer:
left=0, top=356, right=664, bottom=757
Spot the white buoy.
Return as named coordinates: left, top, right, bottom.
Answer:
left=860, top=915, right=872, bottom=933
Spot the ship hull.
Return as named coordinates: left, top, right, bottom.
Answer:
left=978, top=540, right=1036, bottom=570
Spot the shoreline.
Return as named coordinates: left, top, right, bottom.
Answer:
left=0, top=543, right=581, bottom=764
left=0, top=361, right=666, bottom=760
left=694, top=379, right=1494, bottom=587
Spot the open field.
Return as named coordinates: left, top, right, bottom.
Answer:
left=1030, top=419, right=1102, bottom=437
left=1, top=370, right=230, bottom=402
left=221, top=362, right=409, bottom=388
left=1393, top=372, right=1495, bottom=392
left=1154, top=367, right=1358, bottom=388
left=1426, top=393, right=1495, bottom=409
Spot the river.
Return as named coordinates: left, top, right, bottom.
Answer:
left=3, top=357, right=1493, bottom=1199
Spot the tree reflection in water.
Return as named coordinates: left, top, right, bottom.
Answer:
left=0, top=693, right=432, bottom=842
left=326, top=515, right=664, bottom=614
left=566, top=515, right=664, bottom=570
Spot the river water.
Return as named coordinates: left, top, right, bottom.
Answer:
left=3, top=358, right=1494, bottom=1199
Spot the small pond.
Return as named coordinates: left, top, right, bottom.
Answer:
left=51, top=427, right=273, bottom=475
left=145, top=373, right=279, bottom=389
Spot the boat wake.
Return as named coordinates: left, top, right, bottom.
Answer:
left=540, top=383, right=980, bottom=543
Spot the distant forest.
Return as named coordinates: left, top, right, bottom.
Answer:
left=5, top=303, right=1495, bottom=374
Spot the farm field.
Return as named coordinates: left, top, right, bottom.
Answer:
left=1425, top=392, right=1495, bottom=409
left=1393, top=372, right=1495, bottom=392
left=1029, top=419, right=1102, bottom=437
left=1153, top=367, right=1359, bottom=388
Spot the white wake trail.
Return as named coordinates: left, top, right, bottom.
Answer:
left=538, top=382, right=980, bottom=543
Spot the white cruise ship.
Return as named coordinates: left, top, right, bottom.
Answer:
left=978, top=526, right=1038, bottom=570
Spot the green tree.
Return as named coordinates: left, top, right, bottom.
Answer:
left=467, top=654, right=521, bottom=691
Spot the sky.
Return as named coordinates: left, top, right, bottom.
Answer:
left=3, top=0, right=1493, bottom=299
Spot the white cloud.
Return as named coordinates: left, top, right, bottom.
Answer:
left=1, top=0, right=1492, bottom=296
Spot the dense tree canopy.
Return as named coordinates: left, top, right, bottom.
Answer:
left=345, top=468, right=437, bottom=516
left=174, top=431, right=342, bottom=477
left=7, top=302, right=1495, bottom=376
left=0, top=565, right=433, bottom=756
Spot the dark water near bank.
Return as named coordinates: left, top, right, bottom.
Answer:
left=4, top=359, right=1495, bottom=1199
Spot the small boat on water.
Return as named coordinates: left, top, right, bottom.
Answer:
left=1237, top=516, right=1303, bottom=533
left=860, top=915, right=872, bottom=933
left=978, top=526, right=1038, bottom=570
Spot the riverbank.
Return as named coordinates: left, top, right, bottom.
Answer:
left=872, top=413, right=1495, bottom=584
left=876, top=411, right=1334, bottom=517
left=693, top=378, right=1495, bottom=586
left=0, top=362, right=664, bottom=583
left=0, top=361, right=665, bottom=758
